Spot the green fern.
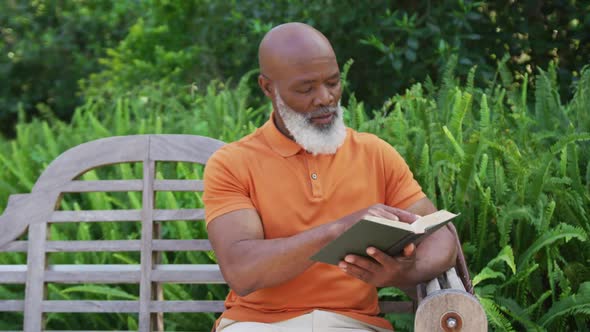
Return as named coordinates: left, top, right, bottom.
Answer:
left=539, top=282, right=590, bottom=327
left=473, top=267, right=506, bottom=287
left=518, top=223, right=587, bottom=268
left=479, top=296, right=515, bottom=332
left=495, top=296, right=543, bottom=331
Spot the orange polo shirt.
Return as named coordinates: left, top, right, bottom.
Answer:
left=203, top=116, right=425, bottom=330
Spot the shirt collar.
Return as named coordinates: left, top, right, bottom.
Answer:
left=261, top=113, right=303, bottom=157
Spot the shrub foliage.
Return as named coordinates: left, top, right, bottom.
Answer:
left=1, top=60, right=589, bottom=330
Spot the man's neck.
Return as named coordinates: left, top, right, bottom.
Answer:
left=272, top=111, right=295, bottom=140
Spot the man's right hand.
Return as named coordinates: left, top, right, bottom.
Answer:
left=335, top=203, right=419, bottom=235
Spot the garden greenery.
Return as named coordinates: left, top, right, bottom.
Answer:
left=1, top=58, right=589, bottom=330
left=1, top=0, right=590, bottom=330
left=2, top=1, right=590, bottom=136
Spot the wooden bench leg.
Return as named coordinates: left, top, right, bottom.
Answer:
left=415, top=268, right=487, bottom=332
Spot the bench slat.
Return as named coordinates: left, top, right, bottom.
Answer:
left=47, top=265, right=223, bottom=284
left=151, top=264, right=224, bottom=283
left=150, top=300, right=224, bottom=312
left=43, top=300, right=138, bottom=313
left=0, top=299, right=413, bottom=314
left=153, top=180, right=203, bottom=192
left=0, top=264, right=224, bottom=284
left=0, top=240, right=213, bottom=253
left=152, top=239, right=212, bottom=251
left=0, top=300, right=24, bottom=311
left=379, top=301, right=413, bottom=313
left=0, top=240, right=27, bottom=252
left=153, top=209, right=204, bottom=221
left=63, top=180, right=143, bottom=193
left=61, top=180, right=204, bottom=193
left=50, top=210, right=142, bottom=222
left=48, top=209, right=205, bottom=222
left=45, top=265, right=141, bottom=283
left=0, top=265, right=26, bottom=283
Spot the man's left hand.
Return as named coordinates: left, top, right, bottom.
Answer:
left=338, top=243, right=417, bottom=288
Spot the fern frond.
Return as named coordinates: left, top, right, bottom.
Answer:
left=539, top=281, right=590, bottom=327
left=478, top=153, right=489, bottom=183
left=456, top=133, right=481, bottom=202
left=466, top=65, right=477, bottom=95
left=549, top=132, right=590, bottom=155
left=502, top=263, right=539, bottom=289
left=437, top=54, right=458, bottom=117
left=479, top=296, right=516, bottom=332
left=518, top=223, right=587, bottom=268
left=525, top=289, right=552, bottom=316
left=487, top=245, right=516, bottom=274
left=495, top=296, right=543, bottom=331
left=442, top=125, right=465, bottom=159
left=473, top=267, right=506, bottom=287
left=539, top=199, right=556, bottom=234
left=527, top=154, right=552, bottom=204
left=479, top=93, right=491, bottom=135
left=568, top=65, right=590, bottom=129
left=535, top=65, right=566, bottom=131
left=475, top=186, right=492, bottom=266
left=448, top=89, right=472, bottom=142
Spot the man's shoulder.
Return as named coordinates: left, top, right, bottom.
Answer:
left=346, top=128, right=395, bottom=152
left=207, top=128, right=266, bottom=165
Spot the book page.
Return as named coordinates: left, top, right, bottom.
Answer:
left=362, top=215, right=415, bottom=232
left=412, top=210, right=458, bottom=233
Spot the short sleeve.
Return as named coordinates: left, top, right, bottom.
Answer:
left=203, top=147, right=255, bottom=225
left=379, top=140, right=426, bottom=209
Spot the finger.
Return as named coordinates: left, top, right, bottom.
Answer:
left=367, top=207, right=399, bottom=221
left=343, top=254, right=382, bottom=272
left=402, top=243, right=416, bottom=257
left=366, top=246, right=394, bottom=265
left=381, top=206, right=419, bottom=223
left=339, top=260, right=373, bottom=282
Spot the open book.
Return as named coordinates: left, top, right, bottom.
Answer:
left=311, top=210, right=458, bottom=266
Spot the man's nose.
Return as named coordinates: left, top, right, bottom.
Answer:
left=313, top=85, right=334, bottom=107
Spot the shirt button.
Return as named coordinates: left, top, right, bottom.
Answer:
left=311, top=173, right=318, bottom=180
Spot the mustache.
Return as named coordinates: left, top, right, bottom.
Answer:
left=304, top=105, right=340, bottom=119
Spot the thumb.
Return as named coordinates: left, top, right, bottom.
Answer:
left=403, top=243, right=416, bottom=257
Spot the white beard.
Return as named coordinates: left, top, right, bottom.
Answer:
left=275, top=91, right=346, bottom=155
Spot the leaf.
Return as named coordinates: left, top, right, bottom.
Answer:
left=549, top=132, right=590, bottom=155
left=487, top=245, right=516, bottom=274
left=60, top=285, right=138, bottom=300
left=539, top=281, right=590, bottom=326
left=478, top=296, right=515, bottom=332
left=518, top=223, right=587, bottom=268
left=495, top=296, right=543, bottom=331
left=378, top=287, right=410, bottom=300
left=442, top=125, right=465, bottom=159
left=473, top=267, right=506, bottom=287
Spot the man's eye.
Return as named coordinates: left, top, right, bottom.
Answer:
left=297, top=87, right=312, bottom=94
left=327, top=80, right=340, bottom=87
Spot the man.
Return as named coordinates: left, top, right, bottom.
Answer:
left=203, top=22, right=457, bottom=331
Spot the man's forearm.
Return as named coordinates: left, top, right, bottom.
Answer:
left=395, top=227, right=457, bottom=289
left=221, top=221, right=342, bottom=296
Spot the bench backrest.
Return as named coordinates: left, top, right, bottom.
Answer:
left=0, top=135, right=413, bottom=332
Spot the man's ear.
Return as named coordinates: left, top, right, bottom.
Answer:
left=258, top=74, right=273, bottom=98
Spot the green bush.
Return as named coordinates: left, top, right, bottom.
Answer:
left=4, top=0, right=589, bottom=138
left=0, top=0, right=139, bottom=136
left=80, top=0, right=590, bottom=117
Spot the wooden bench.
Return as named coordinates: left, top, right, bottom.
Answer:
left=0, top=135, right=487, bottom=331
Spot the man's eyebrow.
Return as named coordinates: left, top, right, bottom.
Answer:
left=297, top=73, right=341, bottom=85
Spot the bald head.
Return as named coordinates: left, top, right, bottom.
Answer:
left=258, top=23, right=337, bottom=79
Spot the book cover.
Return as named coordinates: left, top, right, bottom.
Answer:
left=310, top=210, right=458, bottom=266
